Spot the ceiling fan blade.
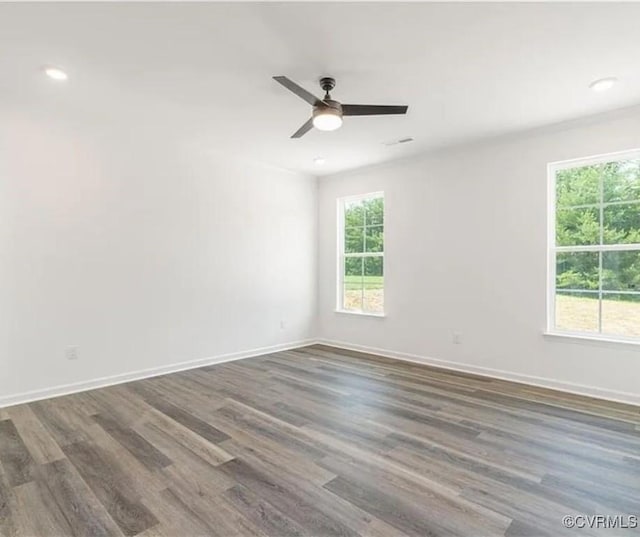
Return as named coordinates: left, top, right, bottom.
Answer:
left=291, top=118, right=314, bottom=139
left=342, top=104, right=408, bottom=116
left=273, top=76, right=323, bottom=106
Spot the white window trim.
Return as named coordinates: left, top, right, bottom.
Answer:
left=333, top=309, right=386, bottom=318
left=336, top=191, right=385, bottom=316
left=547, top=148, right=640, bottom=345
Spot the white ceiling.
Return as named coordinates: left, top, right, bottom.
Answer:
left=2, top=2, right=640, bottom=176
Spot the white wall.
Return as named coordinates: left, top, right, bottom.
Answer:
left=4, top=97, right=640, bottom=408
left=317, top=108, right=640, bottom=405
left=0, top=104, right=317, bottom=404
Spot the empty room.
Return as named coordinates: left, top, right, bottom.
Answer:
left=1, top=2, right=639, bottom=536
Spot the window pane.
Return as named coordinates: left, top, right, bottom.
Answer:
left=363, top=257, right=383, bottom=314
left=603, top=159, right=640, bottom=203
left=602, top=251, right=640, bottom=292
left=340, top=193, right=384, bottom=314
left=345, top=227, right=364, bottom=253
left=601, top=293, right=640, bottom=338
left=553, top=154, right=640, bottom=339
left=603, top=203, right=640, bottom=245
left=364, top=197, right=384, bottom=225
left=556, top=164, right=601, bottom=208
left=556, top=207, right=600, bottom=246
left=345, top=201, right=365, bottom=227
left=556, top=252, right=599, bottom=291
left=555, top=292, right=599, bottom=333
left=365, top=225, right=383, bottom=253
left=344, top=256, right=363, bottom=311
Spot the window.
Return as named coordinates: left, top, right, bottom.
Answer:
left=549, top=150, right=640, bottom=340
left=338, top=192, right=384, bottom=315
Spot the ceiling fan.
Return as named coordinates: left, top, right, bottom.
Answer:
left=273, top=76, right=408, bottom=138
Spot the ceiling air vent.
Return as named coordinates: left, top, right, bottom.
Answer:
left=384, top=136, right=414, bottom=146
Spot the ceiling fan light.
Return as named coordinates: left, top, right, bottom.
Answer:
left=312, top=110, right=343, bottom=131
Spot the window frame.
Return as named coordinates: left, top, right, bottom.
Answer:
left=547, top=148, right=640, bottom=343
left=336, top=191, right=385, bottom=317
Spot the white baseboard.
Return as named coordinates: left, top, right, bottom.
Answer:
left=316, top=338, right=640, bottom=407
left=4, top=337, right=638, bottom=409
left=0, top=339, right=316, bottom=409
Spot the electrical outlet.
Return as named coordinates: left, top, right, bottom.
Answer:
left=452, top=332, right=462, bottom=345
left=66, top=345, right=79, bottom=360
left=280, top=320, right=286, bottom=330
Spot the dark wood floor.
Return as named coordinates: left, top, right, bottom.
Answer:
left=0, top=345, right=638, bottom=537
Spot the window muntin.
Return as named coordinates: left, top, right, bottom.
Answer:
left=549, top=151, right=640, bottom=339
left=338, top=193, right=384, bottom=315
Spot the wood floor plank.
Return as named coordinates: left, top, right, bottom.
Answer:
left=12, top=480, right=74, bottom=537
left=0, top=344, right=637, bottom=537
left=218, top=439, right=378, bottom=535
left=92, top=413, right=172, bottom=471
left=3, top=406, right=65, bottom=465
left=0, top=459, right=21, bottom=537
left=218, top=399, right=328, bottom=461
left=0, top=420, right=35, bottom=487
left=62, top=441, right=158, bottom=536
left=325, top=475, right=452, bottom=537
left=319, top=454, right=511, bottom=536
left=460, top=480, right=599, bottom=537
left=38, top=458, right=124, bottom=537
left=142, top=487, right=218, bottom=537
left=219, top=458, right=361, bottom=537
left=222, top=483, right=309, bottom=537
left=85, top=421, right=168, bottom=496
left=29, top=401, right=89, bottom=447
left=153, top=476, right=270, bottom=537
left=540, top=472, right=640, bottom=515
left=139, top=395, right=231, bottom=444
left=219, top=435, right=335, bottom=487
left=136, top=416, right=234, bottom=468
left=85, top=385, right=157, bottom=429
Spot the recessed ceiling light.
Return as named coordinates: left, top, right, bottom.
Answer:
left=313, top=157, right=326, bottom=165
left=44, top=67, right=68, bottom=81
left=589, top=77, right=617, bottom=92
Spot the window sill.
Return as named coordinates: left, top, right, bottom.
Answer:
left=334, top=309, right=386, bottom=318
left=543, top=331, right=640, bottom=349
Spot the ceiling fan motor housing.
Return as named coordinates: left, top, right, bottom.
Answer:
left=319, top=76, right=336, bottom=93
left=314, top=99, right=342, bottom=116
